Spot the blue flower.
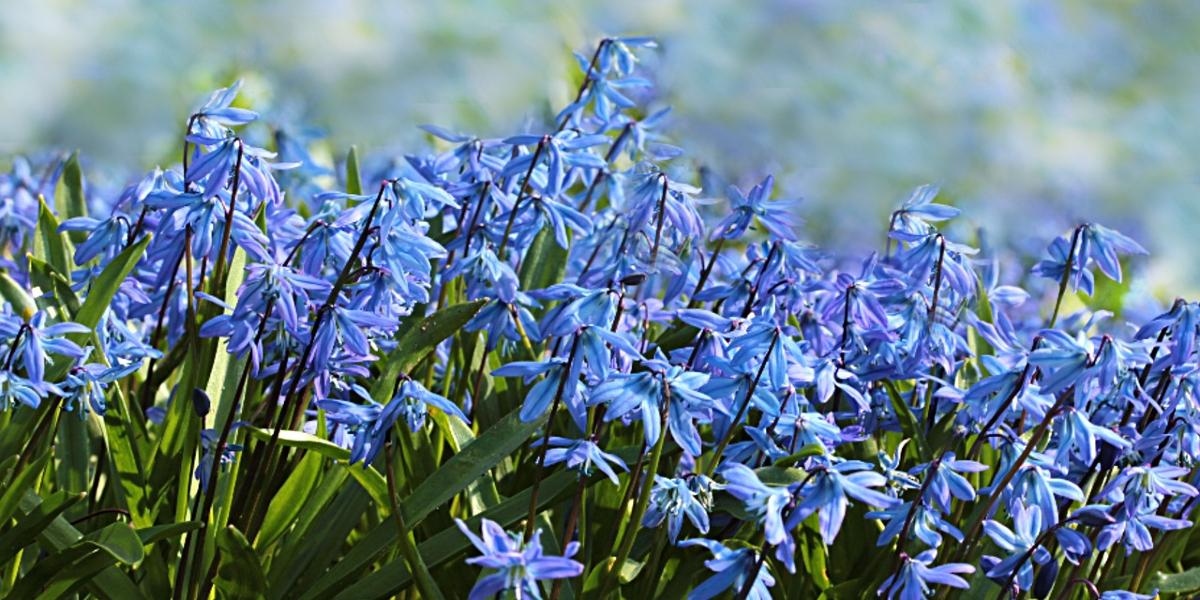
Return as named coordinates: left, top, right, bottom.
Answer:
left=678, top=538, right=775, bottom=600
left=982, top=503, right=1050, bottom=592
left=914, top=453, right=987, bottom=513
left=455, top=518, right=583, bottom=600
left=888, top=184, right=959, bottom=244
left=591, top=359, right=715, bottom=456
left=877, top=549, right=973, bottom=600
left=788, top=458, right=897, bottom=546
left=711, top=175, right=799, bottom=241
left=643, top=475, right=716, bottom=543
left=0, top=370, right=47, bottom=411
left=59, top=214, right=131, bottom=265
left=13, top=311, right=89, bottom=385
left=540, top=436, right=627, bottom=484
left=720, top=463, right=795, bottom=568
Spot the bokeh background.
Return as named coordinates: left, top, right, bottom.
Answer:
left=2, top=1, right=1199, bottom=291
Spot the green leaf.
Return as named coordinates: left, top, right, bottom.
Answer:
left=257, top=450, right=324, bottom=548
left=1155, top=566, right=1200, bottom=594
left=402, top=404, right=545, bottom=527
left=243, top=427, right=389, bottom=509
left=754, top=464, right=809, bottom=486
left=518, top=226, right=569, bottom=292
left=56, top=152, right=87, bottom=220
left=15, top=492, right=147, bottom=600
left=34, top=195, right=75, bottom=277
left=136, top=521, right=204, bottom=546
left=54, top=412, right=90, bottom=519
left=0, top=491, right=84, bottom=567
left=0, top=453, right=53, bottom=526
left=368, top=300, right=486, bottom=404
left=0, top=270, right=37, bottom=321
left=68, top=233, right=151, bottom=341
left=83, top=521, right=145, bottom=565
left=54, top=152, right=88, bottom=241
left=215, top=526, right=268, bottom=600
left=28, top=256, right=81, bottom=316
left=345, top=145, right=363, bottom=197
left=884, top=381, right=930, bottom=462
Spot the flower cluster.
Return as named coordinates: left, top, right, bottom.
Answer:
left=1, top=34, right=1196, bottom=600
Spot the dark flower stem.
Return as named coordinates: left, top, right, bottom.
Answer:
left=599, top=389, right=670, bottom=599
left=523, top=331, right=581, bottom=541
left=687, top=237, right=726, bottom=309
left=704, top=329, right=780, bottom=476
left=497, top=138, right=547, bottom=258
left=555, top=39, right=610, bottom=132
left=649, top=174, right=670, bottom=266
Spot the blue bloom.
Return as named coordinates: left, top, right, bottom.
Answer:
left=982, top=503, right=1051, bottom=592
left=877, top=549, right=973, bottom=600
left=455, top=518, right=583, bottom=600
left=788, top=458, right=897, bottom=546
left=888, top=184, right=959, bottom=244
left=711, top=175, right=799, bottom=241
left=0, top=370, right=47, bottom=411
left=678, top=538, right=775, bottom=600
left=591, top=359, right=715, bottom=456
left=540, top=436, right=626, bottom=484
left=12, top=311, right=89, bottom=385
left=644, top=475, right=716, bottom=543
left=59, top=214, right=131, bottom=265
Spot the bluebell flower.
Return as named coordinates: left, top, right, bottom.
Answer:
left=194, top=425, right=244, bottom=492
left=190, top=80, right=258, bottom=134
left=59, top=361, right=123, bottom=418
left=540, top=436, right=626, bottom=484
left=788, top=457, right=897, bottom=548
left=380, top=379, right=468, bottom=434
left=0, top=369, right=47, bottom=411
left=493, top=354, right=582, bottom=424
left=1096, top=508, right=1190, bottom=554
left=888, top=185, right=959, bottom=244
left=591, top=358, right=715, bottom=456
left=982, top=503, right=1050, bottom=592
left=869, top=501, right=964, bottom=548
left=1052, top=406, right=1130, bottom=469
left=455, top=518, right=583, bottom=600
left=711, top=175, right=799, bottom=242
left=59, top=214, right=131, bottom=265
left=678, top=538, right=775, bottom=600
left=877, top=549, right=973, bottom=600
left=913, top=453, right=987, bottom=513
left=12, top=311, right=89, bottom=385
left=643, top=475, right=715, bottom=543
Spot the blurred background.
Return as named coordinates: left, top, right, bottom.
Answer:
left=2, top=0, right=1199, bottom=292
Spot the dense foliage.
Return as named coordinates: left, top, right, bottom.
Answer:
left=1, top=36, right=1198, bottom=600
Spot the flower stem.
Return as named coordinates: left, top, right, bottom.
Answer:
left=599, top=397, right=669, bottom=598
left=523, top=332, right=581, bottom=541
left=384, top=438, right=446, bottom=600
left=704, top=329, right=779, bottom=476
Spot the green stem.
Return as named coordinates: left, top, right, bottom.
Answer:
left=385, top=439, right=445, bottom=600
left=599, top=400, right=668, bottom=598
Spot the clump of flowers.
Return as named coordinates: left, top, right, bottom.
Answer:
left=0, top=34, right=1196, bottom=600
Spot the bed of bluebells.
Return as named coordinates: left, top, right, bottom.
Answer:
left=1, top=35, right=1200, bottom=600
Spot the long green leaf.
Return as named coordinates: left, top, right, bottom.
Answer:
left=214, top=526, right=268, bottom=600
left=16, top=492, right=148, bottom=600
left=345, top=146, right=363, bottom=197
left=368, top=300, right=486, bottom=403
left=0, top=453, right=53, bottom=526
left=35, top=195, right=74, bottom=277
left=402, top=405, right=545, bottom=527
left=243, top=427, right=389, bottom=509
left=0, top=491, right=83, bottom=567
